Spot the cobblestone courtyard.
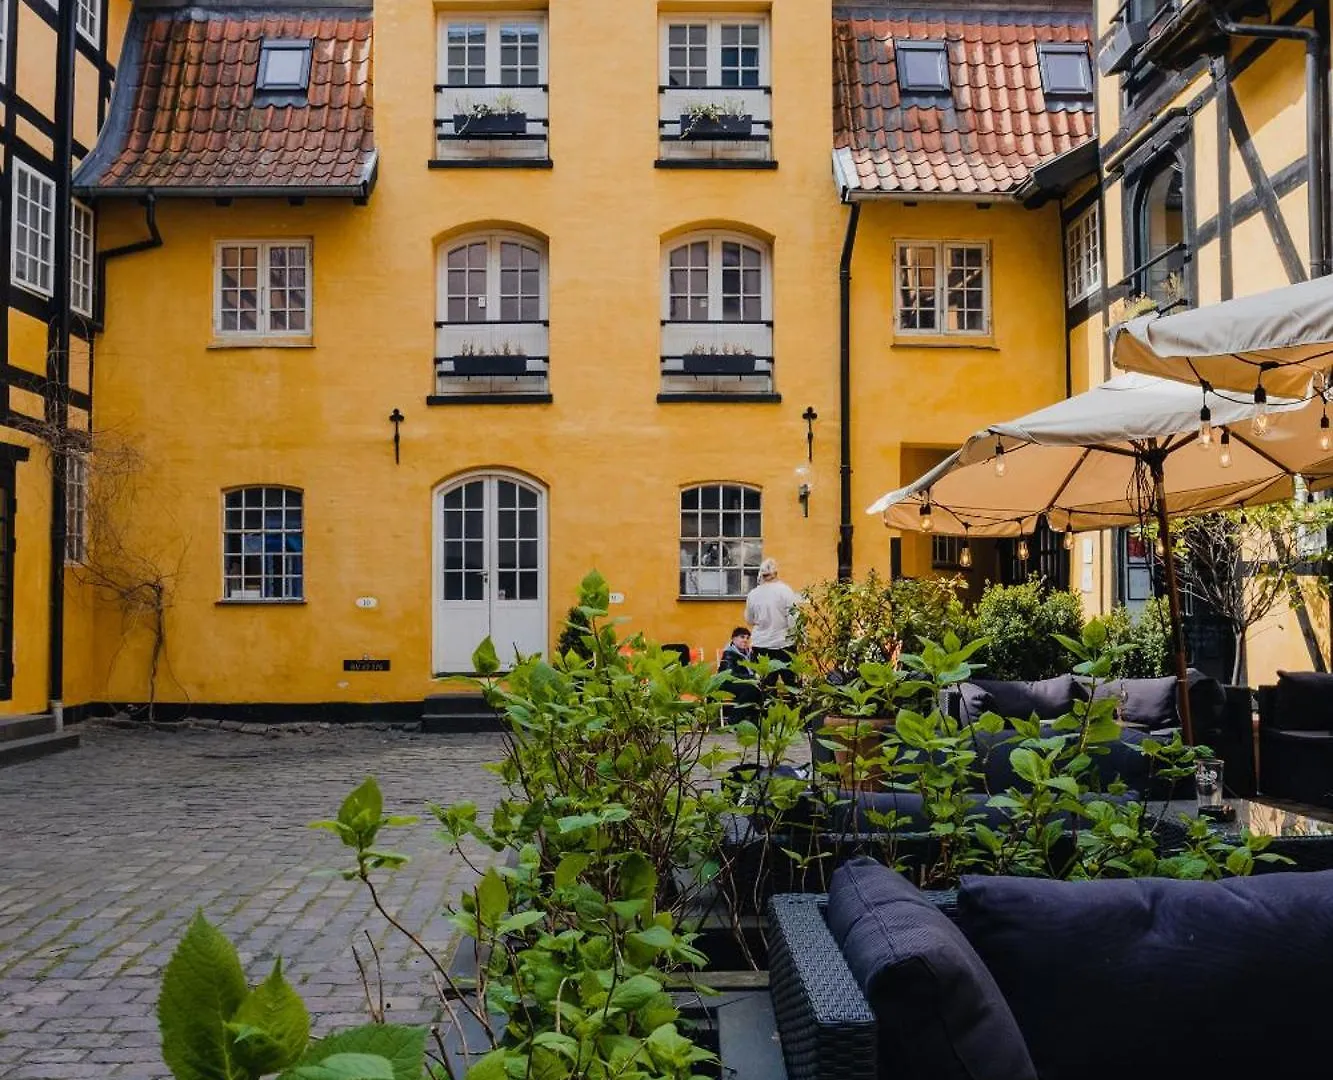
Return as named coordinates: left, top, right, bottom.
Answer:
left=0, top=723, right=504, bottom=1079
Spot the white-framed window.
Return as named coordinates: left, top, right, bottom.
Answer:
left=440, top=15, right=546, bottom=88
left=894, top=241, right=990, bottom=335
left=75, top=0, right=100, bottom=44
left=664, top=233, right=770, bottom=323
left=71, top=200, right=94, bottom=318
left=662, top=17, right=768, bottom=88
left=11, top=162, right=56, bottom=298
left=1066, top=204, right=1101, bottom=305
left=439, top=233, right=546, bottom=324
left=931, top=535, right=965, bottom=569
left=222, top=487, right=304, bottom=601
left=214, top=241, right=311, bottom=336
left=680, top=483, right=762, bottom=598
left=64, top=452, right=88, bottom=564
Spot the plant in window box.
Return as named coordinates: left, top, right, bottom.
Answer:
left=451, top=340, right=529, bottom=377
left=453, top=92, right=528, bottom=136
left=679, top=98, right=753, bottom=140
left=680, top=342, right=757, bottom=376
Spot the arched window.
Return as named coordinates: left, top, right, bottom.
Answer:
left=439, top=233, right=546, bottom=324
left=1132, top=154, right=1187, bottom=309
left=679, top=483, right=762, bottom=597
left=222, top=487, right=304, bottom=601
left=664, top=233, right=769, bottom=323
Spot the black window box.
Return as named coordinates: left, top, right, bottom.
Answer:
left=678, top=114, right=753, bottom=140
left=453, top=112, right=528, bottom=136
left=449, top=355, right=530, bottom=376
left=679, top=354, right=759, bottom=376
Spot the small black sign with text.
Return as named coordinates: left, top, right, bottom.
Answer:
left=343, top=658, right=391, bottom=672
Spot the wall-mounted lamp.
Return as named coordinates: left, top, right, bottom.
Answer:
left=795, top=464, right=814, bottom=518
left=802, top=406, right=818, bottom=462
left=389, top=408, right=404, bottom=464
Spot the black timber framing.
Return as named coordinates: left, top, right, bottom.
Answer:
left=1226, top=85, right=1307, bottom=284
left=1195, top=157, right=1309, bottom=247
left=1214, top=55, right=1233, bottom=300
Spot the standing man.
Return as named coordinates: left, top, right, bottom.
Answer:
left=745, top=558, right=798, bottom=667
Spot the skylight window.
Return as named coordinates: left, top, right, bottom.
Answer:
left=1038, top=43, right=1092, bottom=97
left=896, top=41, right=950, bottom=93
left=257, top=39, right=313, bottom=92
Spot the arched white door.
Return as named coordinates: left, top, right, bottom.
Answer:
left=433, top=473, right=547, bottom=673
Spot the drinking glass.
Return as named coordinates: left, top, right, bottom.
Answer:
left=1194, top=757, right=1224, bottom=811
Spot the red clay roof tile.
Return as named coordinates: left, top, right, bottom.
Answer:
left=834, top=5, right=1094, bottom=195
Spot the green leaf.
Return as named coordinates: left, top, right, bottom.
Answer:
left=280, top=1053, right=395, bottom=1080
left=464, top=1050, right=509, bottom=1080
left=497, top=910, right=545, bottom=935
left=476, top=868, right=509, bottom=929
left=630, top=925, right=676, bottom=950
left=619, top=853, right=658, bottom=902
left=338, top=778, right=384, bottom=847
left=609, top=899, right=647, bottom=920
left=609, top=973, right=662, bottom=1012
left=472, top=637, right=501, bottom=675
left=282, top=1025, right=427, bottom=1080
left=158, top=911, right=250, bottom=1080
left=554, top=853, right=591, bottom=889
left=532, top=1032, right=580, bottom=1061
left=556, top=813, right=601, bottom=833
left=228, top=959, right=310, bottom=1075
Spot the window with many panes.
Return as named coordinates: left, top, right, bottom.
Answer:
left=214, top=241, right=311, bottom=336
left=665, top=235, right=768, bottom=322
left=76, top=0, right=100, bottom=44
left=680, top=484, right=762, bottom=598
left=931, top=535, right=966, bottom=569
left=65, top=453, right=88, bottom=564
left=1065, top=205, right=1100, bottom=305
left=663, top=18, right=766, bottom=88
left=441, top=234, right=544, bottom=323
left=222, top=487, right=304, bottom=601
left=441, top=15, right=545, bottom=87
left=894, top=241, right=989, bottom=335
left=11, top=162, right=55, bottom=298
left=71, top=200, right=95, bottom=318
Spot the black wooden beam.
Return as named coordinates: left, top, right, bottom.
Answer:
left=1227, top=85, right=1307, bottom=284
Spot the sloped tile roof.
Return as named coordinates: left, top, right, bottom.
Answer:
left=74, top=7, right=375, bottom=197
left=833, top=5, right=1095, bottom=196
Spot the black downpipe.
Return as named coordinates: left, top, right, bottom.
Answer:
left=95, top=192, right=162, bottom=326
left=1215, top=17, right=1331, bottom=278
left=47, top=0, right=77, bottom=720
left=837, top=201, right=861, bottom=582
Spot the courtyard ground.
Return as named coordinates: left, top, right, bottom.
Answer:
left=0, top=721, right=504, bottom=1079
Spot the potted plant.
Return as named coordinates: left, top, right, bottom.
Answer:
left=451, top=341, right=529, bottom=376
left=679, top=98, right=753, bottom=140
left=453, top=93, right=528, bottom=136
left=680, top=343, right=757, bottom=376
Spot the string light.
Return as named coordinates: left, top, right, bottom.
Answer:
left=1252, top=379, right=1270, bottom=437
left=994, top=441, right=1007, bottom=478
left=920, top=498, right=934, bottom=533
left=1154, top=536, right=1166, bottom=558
left=960, top=525, right=973, bottom=568
left=1063, top=525, right=1075, bottom=550
left=1219, top=428, right=1232, bottom=468
left=1198, top=403, right=1213, bottom=449
left=1322, top=409, right=1331, bottom=454
left=1016, top=536, right=1030, bottom=562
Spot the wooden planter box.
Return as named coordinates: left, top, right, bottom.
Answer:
left=453, top=111, right=528, bottom=136
left=450, top=354, right=528, bottom=376
left=679, top=113, right=753, bottom=140
left=681, top=353, right=758, bottom=376
left=822, top=715, right=893, bottom=793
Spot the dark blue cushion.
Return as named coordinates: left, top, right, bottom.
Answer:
left=1275, top=670, right=1333, bottom=731
left=968, top=726, right=1160, bottom=798
left=956, top=871, right=1333, bottom=1080
left=1076, top=675, right=1178, bottom=727
left=968, top=675, right=1078, bottom=722
left=826, top=858, right=1037, bottom=1080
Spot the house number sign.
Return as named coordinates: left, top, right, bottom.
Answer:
left=344, top=657, right=390, bottom=672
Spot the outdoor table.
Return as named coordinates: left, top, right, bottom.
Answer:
left=1152, top=798, right=1333, bottom=870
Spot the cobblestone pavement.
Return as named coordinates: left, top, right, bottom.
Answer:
left=0, top=722, right=505, bottom=1079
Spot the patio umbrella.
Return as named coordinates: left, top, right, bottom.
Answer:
left=867, top=374, right=1333, bottom=744
left=1110, top=276, right=1333, bottom=400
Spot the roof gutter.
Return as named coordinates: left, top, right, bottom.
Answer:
left=841, top=189, right=1017, bottom=204
left=75, top=182, right=375, bottom=200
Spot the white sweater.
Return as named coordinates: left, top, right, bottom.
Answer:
left=745, top=580, right=798, bottom=649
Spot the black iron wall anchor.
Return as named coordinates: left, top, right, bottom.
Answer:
left=803, top=405, right=818, bottom=462
left=389, top=408, right=404, bottom=464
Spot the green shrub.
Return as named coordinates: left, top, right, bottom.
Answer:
left=1097, top=599, right=1172, bottom=678
left=972, top=579, right=1085, bottom=680
left=554, top=568, right=609, bottom=661
left=886, top=574, right=972, bottom=654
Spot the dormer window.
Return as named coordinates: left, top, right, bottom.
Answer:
left=257, top=40, right=313, bottom=92
left=896, top=41, right=949, bottom=93
left=1038, top=43, right=1093, bottom=98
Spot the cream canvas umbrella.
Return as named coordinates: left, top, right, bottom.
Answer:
left=867, top=374, right=1333, bottom=743
left=1110, top=276, right=1333, bottom=400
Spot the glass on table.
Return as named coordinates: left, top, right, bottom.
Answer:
left=1194, top=757, right=1225, bottom=812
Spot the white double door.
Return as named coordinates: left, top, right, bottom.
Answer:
left=433, top=473, right=547, bottom=673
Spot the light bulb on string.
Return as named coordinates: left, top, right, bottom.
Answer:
left=1016, top=537, right=1030, bottom=562
left=994, top=441, right=1007, bottom=478
left=1063, top=526, right=1075, bottom=550
left=1219, top=428, right=1233, bottom=468
left=1322, top=413, right=1331, bottom=454
left=1153, top=536, right=1166, bottom=559
left=919, top=499, right=934, bottom=533
left=1252, top=380, right=1269, bottom=437
left=960, top=526, right=973, bottom=569
left=1198, top=403, right=1213, bottom=449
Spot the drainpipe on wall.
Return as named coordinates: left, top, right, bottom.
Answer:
left=95, top=192, right=162, bottom=327
left=837, top=201, right=861, bottom=582
left=1214, top=16, right=1331, bottom=279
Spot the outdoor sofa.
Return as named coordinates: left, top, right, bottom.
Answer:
left=1257, top=670, right=1333, bottom=808
left=768, top=856, right=1333, bottom=1080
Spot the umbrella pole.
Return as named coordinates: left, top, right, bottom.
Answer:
left=1149, top=457, right=1195, bottom=745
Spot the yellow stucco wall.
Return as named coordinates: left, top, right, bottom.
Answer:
left=88, top=0, right=848, bottom=705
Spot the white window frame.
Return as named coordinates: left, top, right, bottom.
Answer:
left=438, top=14, right=547, bottom=88
left=893, top=240, right=991, bottom=336
left=213, top=240, right=313, bottom=338
left=75, top=0, right=100, bottom=45
left=71, top=200, right=94, bottom=318
left=679, top=483, right=763, bottom=598
left=660, top=16, right=769, bottom=88
left=1066, top=204, right=1101, bottom=305
left=221, top=486, right=305, bottom=602
left=11, top=161, right=56, bottom=298
left=661, top=232, right=772, bottom=323
left=437, top=232, right=548, bottom=325
left=0, top=0, right=9, bottom=84
left=64, top=452, right=88, bottom=564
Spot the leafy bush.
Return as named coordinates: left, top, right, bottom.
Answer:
left=1096, top=599, right=1172, bottom=679
left=971, top=579, right=1085, bottom=680
left=553, top=565, right=608, bottom=661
